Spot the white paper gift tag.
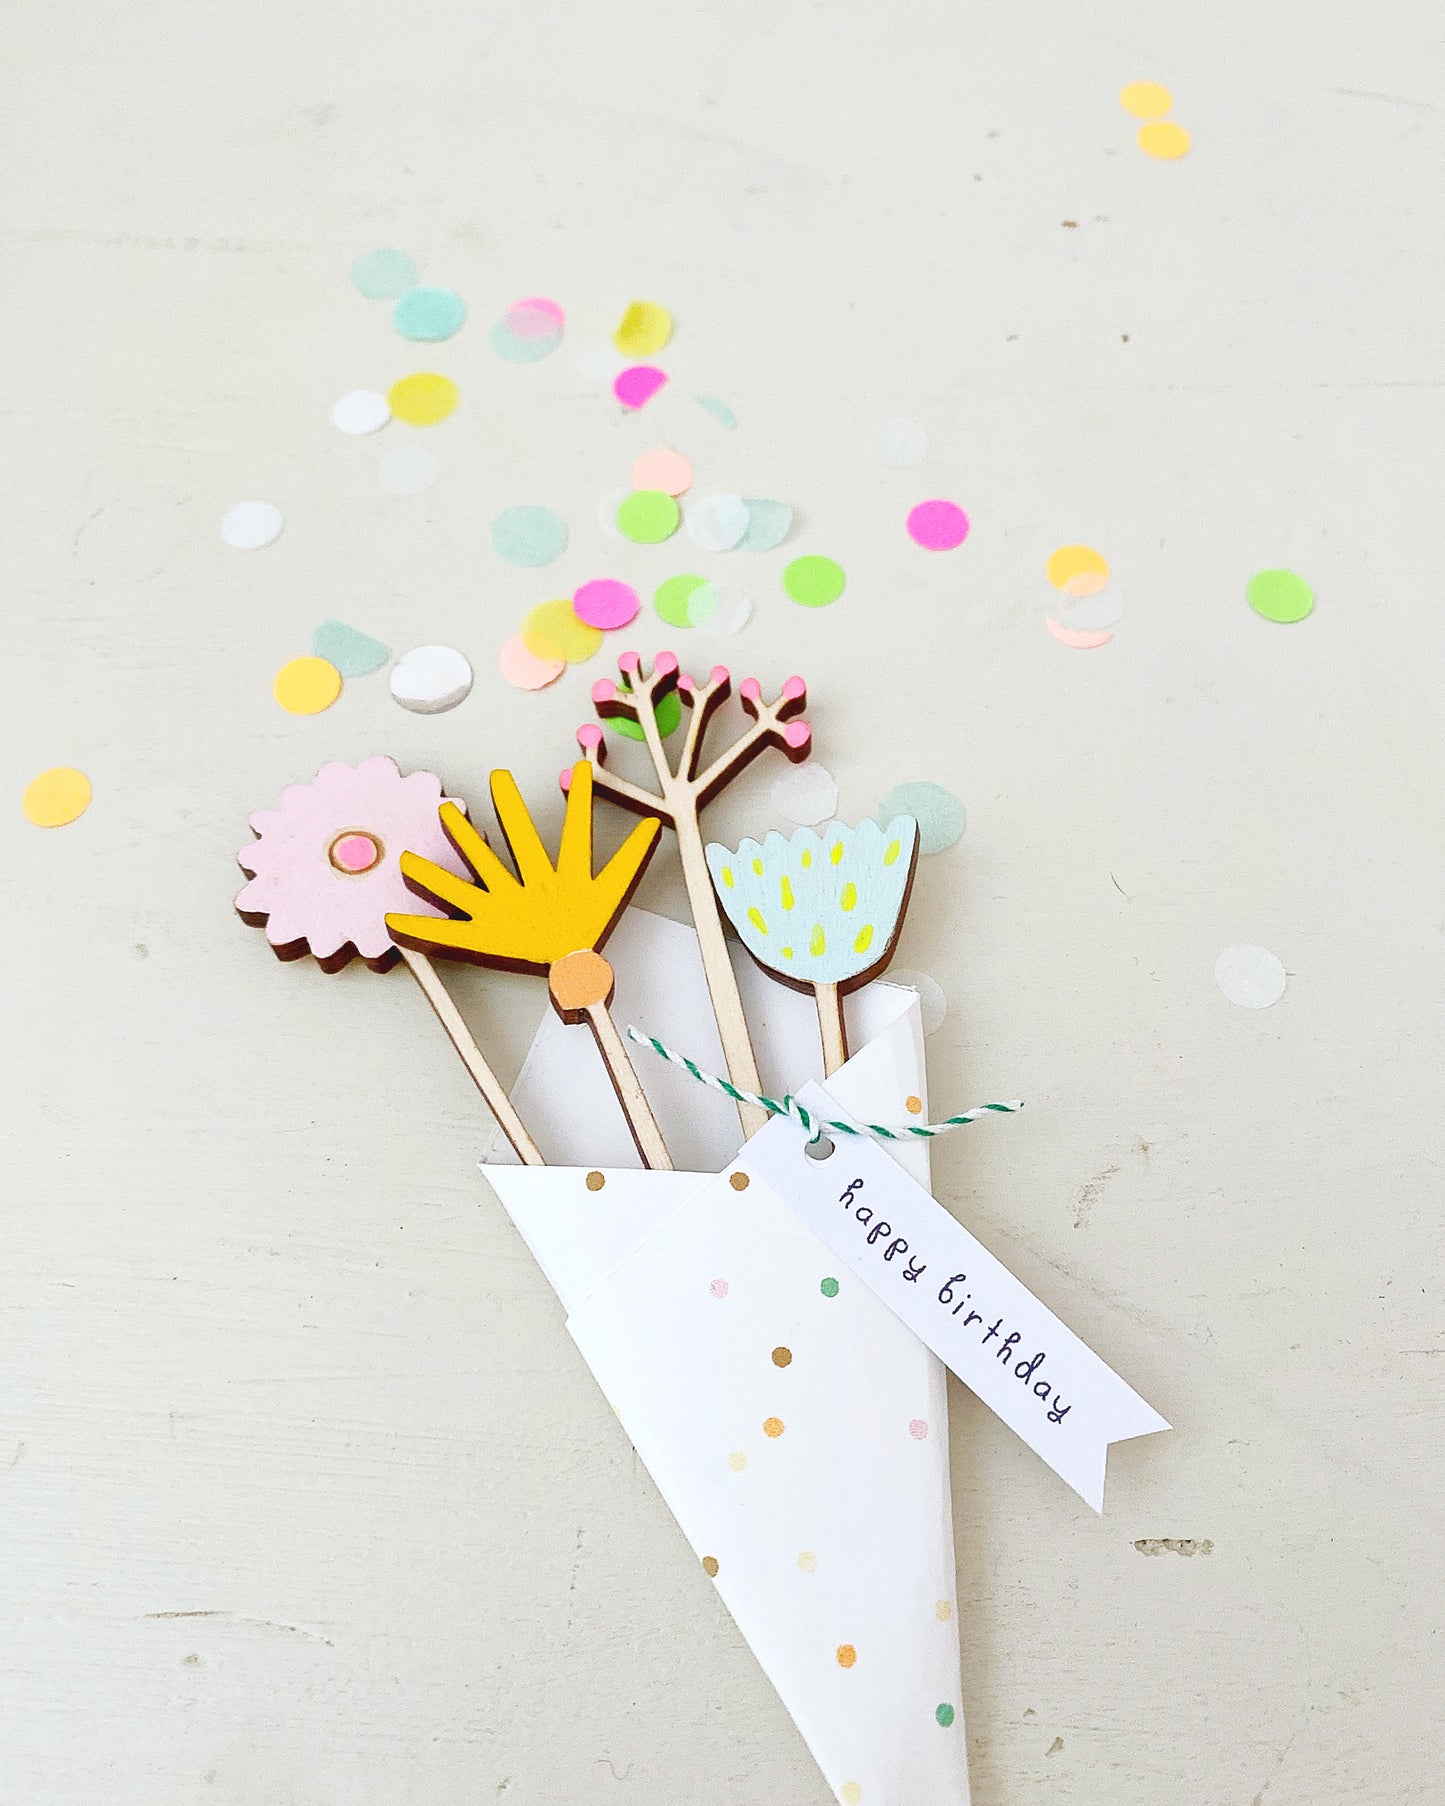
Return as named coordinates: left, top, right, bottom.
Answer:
left=740, top=1083, right=1170, bottom=1512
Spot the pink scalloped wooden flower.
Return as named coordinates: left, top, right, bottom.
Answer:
left=235, top=756, right=467, bottom=972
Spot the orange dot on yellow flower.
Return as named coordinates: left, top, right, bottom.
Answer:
left=836, top=1644, right=857, bottom=1669
left=21, top=766, right=91, bottom=827
left=273, top=656, right=342, bottom=714
left=1119, top=81, right=1173, bottom=118
left=1138, top=120, right=1191, bottom=160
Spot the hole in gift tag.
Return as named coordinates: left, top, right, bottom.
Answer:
left=804, top=1134, right=836, bottom=1162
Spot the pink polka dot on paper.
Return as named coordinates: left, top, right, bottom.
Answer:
left=615, top=365, right=668, bottom=410
left=709, top=1278, right=729, bottom=1299
left=631, top=447, right=693, bottom=495
left=509, top=295, right=564, bottom=335
left=498, top=634, right=565, bottom=691
left=908, top=1418, right=929, bottom=1440
left=573, top=578, right=641, bottom=631
left=906, top=500, right=970, bottom=551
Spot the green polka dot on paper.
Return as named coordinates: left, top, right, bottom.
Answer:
left=350, top=247, right=418, bottom=299
left=820, top=1276, right=840, bottom=1298
left=696, top=395, right=738, bottom=428
left=491, top=505, right=568, bottom=568
left=935, top=1704, right=956, bottom=1728
left=782, top=555, right=846, bottom=608
left=610, top=688, right=682, bottom=741
left=876, top=781, right=966, bottom=855
left=654, top=573, right=710, bottom=628
left=618, top=489, right=681, bottom=544
left=1247, top=568, right=1314, bottom=623
left=394, top=286, right=466, bottom=342
left=311, top=620, right=390, bottom=677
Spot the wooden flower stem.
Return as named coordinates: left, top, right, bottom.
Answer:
left=549, top=949, right=673, bottom=1171
left=399, top=946, right=545, bottom=1166
left=814, top=982, right=848, bottom=1077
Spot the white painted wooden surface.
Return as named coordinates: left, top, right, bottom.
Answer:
left=2, top=2, right=1441, bottom=1801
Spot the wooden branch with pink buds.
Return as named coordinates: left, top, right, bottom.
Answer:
left=563, top=650, right=810, bottom=1136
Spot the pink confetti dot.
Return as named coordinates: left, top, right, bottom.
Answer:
left=906, top=500, right=970, bottom=551
left=615, top=365, right=668, bottom=410
left=908, top=1418, right=929, bottom=1440
left=509, top=295, right=564, bottom=334
left=573, top=580, right=641, bottom=631
left=709, top=1278, right=729, bottom=1299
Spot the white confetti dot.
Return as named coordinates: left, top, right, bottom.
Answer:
left=380, top=446, right=440, bottom=495
left=685, top=493, right=750, bottom=552
left=331, top=389, right=392, bottom=435
left=771, top=762, right=839, bottom=826
left=886, top=968, right=948, bottom=1036
left=1056, top=586, right=1125, bottom=632
left=1214, top=945, right=1287, bottom=1010
left=596, top=486, right=630, bottom=540
left=689, top=580, right=753, bottom=636
left=577, top=345, right=628, bottom=385
left=220, top=501, right=282, bottom=550
left=389, top=644, right=473, bottom=714
left=876, top=418, right=928, bottom=467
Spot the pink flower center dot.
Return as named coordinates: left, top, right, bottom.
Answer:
left=709, top=1278, right=729, bottom=1299
left=908, top=1418, right=929, bottom=1440
left=329, top=831, right=384, bottom=874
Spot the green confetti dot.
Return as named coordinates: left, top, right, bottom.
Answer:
left=491, top=505, right=568, bottom=568
left=311, top=620, right=390, bottom=677
left=696, top=395, right=738, bottom=428
left=618, top=490, right=681, bottom=544
left=876, top=781, right=965, bottom=855
left=394, top=286, right=467, bottom=342
left=820, top=1277, right=840, bottom=1298
left=782, top=555, right=846, bottom=608
left=654, top=573, right=710, bottom=627
left=935, top=1704, right=956, bottom=1728
left=1246, top=568, right=1314, bottom=623
left=350, top=247, right=418, bottom=299
left=609, top=689, right=682, bottom=741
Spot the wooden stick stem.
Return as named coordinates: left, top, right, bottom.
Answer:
left=814, top=982, right=848, bottom=1078
left=584, top=999, right=675, bottom=1170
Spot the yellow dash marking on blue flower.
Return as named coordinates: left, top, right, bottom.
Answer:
left=800, top=847, right=812, bottom=868
left=853, top=923, right=875, bottom=955
left=810, top=923, right=826, bottom=956
left=780, top=875, right=795, bottom=910
left=751, top=857, right=764, bottom=876
left=839, top=881, right=857, bottom=912
left=782, top=945, right=794, bottom=959
left=830, top=841, right=845, bottom=865
left=721, top=865, right=735, bottom=889
left=883, top=839, right=901, bottom=866
left=748, top=906, right=768, bottom=935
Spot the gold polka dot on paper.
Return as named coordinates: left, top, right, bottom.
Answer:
left=763, top=1416, right=785, bottom=1438
left=935, top=1600, right=953, bottom=1621
left=585, top=1170, right=606, bottom=1192
left=729, top=1171, right=750, bottom=1191
left=797, top=1550, right=817, bottom=1573
left=1138, top=119, right=1191, bottom=160
left=905, top=1095, right=923, bottom=1115
left=701, top=1555, right=719, bottom=1578
left=840, top=1785, right=863, bottom=1806
left=836, top=1643, right=857, bottom=1669
left=771, top=1346, right=793, bottom=1368
left=727, top=1450, right=748, bottom=1472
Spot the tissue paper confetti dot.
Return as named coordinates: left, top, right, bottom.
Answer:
left=906, top=499, right=970, bottom=551
left=1214, top=944, right=1288, bottom=1009
left=499, top=635, right=565, bottom=691
left=611, top=688, right=681, bottom=740
left=739, top=499, right=793, bottom=552
left=1247, top=568, right=1314, bottom=623
left=490, top=298, right=564, bottom=362
left=782, top=555, right=846, bottom=608
left=491, top=505, right=568, bottom=568
left=21, top=767, right=91, bottom=827
left=350, top=247, right=417, bottom=299
left=618, top=490, right=681, bottom=544
left=273, top=656, right=342, bottom=715
left=909, top=1419, right=929, bottom=1440
left=840, top=1784, right=863, bottom=1803
left=393, top=286, right=466, bottom=342
left=1120, top=81, right=1173, bottom=118
left=935, top=1704, right=956, bottom=1728
left=596, top=487, right=630, bottom=539
left=935, top=1601, right=953, bottom=1622
left=686, top=493, right=750, bottom=552
left=876, top=418, right=928, bottom=466
left=389, top=644, right=473, bottom=714
left=696, top=395, right=738, bottom=428
left=888, top=969, right=947, bottom=1036
left=1055, top=587, right=1125, bottom=633
left=311, top=620, right=390, bottom=676
left=690, top=580, right=752, bottom=635
left=614, top=365, right=667, bottom=410
left=630, top=447, right=692, bottom=495
left=772, top=762, right=839, bottom=825
left=220, top=501, right=282, bottom=550
left=709, top=1278, right=729, bottom=1299
left=820, top=1276, right=840, bottom=1298
left=763, top=1417, right=785, bottom=1439
left=1045, top=615, right=1114, bottom=650
left=798, top=1550, right=818, bottom=1571
left=614, top=301, right=673, bottom=357
left=379, top=446, right=440, bottom=494
left=654, top=573, right=710, bottom=628
left=1046, top=544, right=1109, bottom=590
left=573, top=578, right=640, bottom=631
left=727, top=1451, right=748, bottom=1473
left=1138, top=120, right=1191, bottom=159
left=387, top=373, right=459, bottom=426
left=331, top=389, right=391, bottom=435
left=878, top=781, right=964, bottom=853
left=836, top=1645, right=857, bottom=1669
left=522, top=599, right=602, bottom=664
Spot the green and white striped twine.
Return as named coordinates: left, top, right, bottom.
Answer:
left=625, top=1026, right=1023, bottom=1143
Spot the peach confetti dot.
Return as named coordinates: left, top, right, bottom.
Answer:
left=585, top=1171, right=606, bottom=1192
left=836, top=1644, right=857, bottom=1669
left=1045, top=615, right=1114, bottom=651
left=905, top=1095, right=923, bottom=1115
left=840, top=1786, right=863, bottom=1806
left=498, top=634, right=565, bottom=691
left=909, top=1418, right=929, bottom=1440
left=763, top=1417, right=785, bottom=1438
left=729, top=1171, right=750, bottom=1191
left=709, top=1278, right=729, bottom=1299
left=797, top=1550, right=817, bottom=1573
left=771, top=1346, right=793, bottom=1368
left=701, top=1555, right=719, bottom=1578
left=631, top=447, right=693, bottom=495
left=935, top=1600, right=953, bottom=1621
left=727, top=1451, right=748, bottom=1472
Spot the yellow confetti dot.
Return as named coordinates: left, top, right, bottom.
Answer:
left=798, top=1550, right=817, bottom=1573
left=836, top=1644, right=857, bottom=1669
left=701, top=1555, right=719, bottom=1578
left=1045, top=543, right=1109, bottom=591
left=906, top=1095, right=923, bottom=1115
left=763, top=1416, right=785, bottom=1438
left=388, top=372, right=460, bottom=426
left=613, top=299, right=672, bottom=358
left=273, top=656, right=342, bottom=715
left=935, top=1600, right=953, bottom=1621
left=21, top=766, right=91, bottom=827
left=840, top=1785, right=863, bottom=1806
left=1119, top=81, right=1173, bottom=119
left=1138, top=120, right=1191, bottom=160
left=853, top=924, right=874, bottom=955
left=727, top=1451, right=748, bottom=1472
left=585, top=1171, right=606, bottom=1192
left=522, top=599, right=603, bottom=665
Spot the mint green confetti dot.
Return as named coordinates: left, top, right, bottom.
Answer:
left=394, top=286, right=466, bottom=342
left=739, top=499, right=793, bottom=552
left=696, top=395, right=738, bottom=428
left=876, top=781, right=965, bottom=855
left=350, top=248, right=418, bottom=300
left=311, top=620, right=391, bottom=677
left=491, top=505, right=568, bottom=568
